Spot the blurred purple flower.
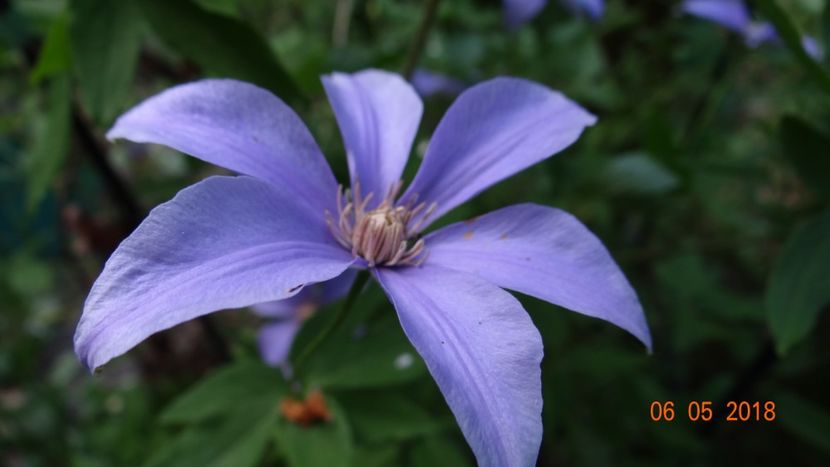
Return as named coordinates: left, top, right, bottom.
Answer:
left=801, top=36, right=823, bottom=60
left=683, top=0, right=751, bottom=33
left=75, top=69, right=651, bottom=466
left=411, top=69, right=467, bottom=98
left=255, top=270, right=355, bottom=368
left=683, top=0, right=823, bottom=59
left=562, top=0, right=604, bottom=20
left=504, top=0, right=604, bottom=28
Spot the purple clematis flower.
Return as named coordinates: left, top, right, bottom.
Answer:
left=411, top=69, right=467, bottom=98
left=255, top=270, right=355, bottom=368
left=74, top=69, right=651, bottom=467
left=504, top=0, right=604, bottom=28
left=683, top=0, right=823, bottom=59
left=562, top=0, right=604, bottom=20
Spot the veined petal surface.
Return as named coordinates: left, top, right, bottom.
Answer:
left=252, top=269, right=356, bottom=318
left=107, top=79, right=338, bottom=213
left=322, top=70, right=422, bottom=201
left=252, top=294, right=308, bottom=320
left=402, top=77, right=595, bottom=230
left=375, top=265, right=543, bottom=467
left=425, top=203, right=652, bottom=349
left=75, top=176, right=354, bottom=371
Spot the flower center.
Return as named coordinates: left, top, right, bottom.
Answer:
left=326, top=180, right=435, bottom=267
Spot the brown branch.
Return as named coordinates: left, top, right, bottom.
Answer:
left=401, top=0, right=441, bottom=80
left=71, top=104, right=143, bottom=229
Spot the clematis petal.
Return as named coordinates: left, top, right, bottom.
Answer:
left=375, top=265, right=543, bottom=467
left=322, top=70, right=423, bottom=201
left=562, top=0, right=604, bottom=20
left=252, top=294, right=309, bottom=320
left=682, top=0, right=750, bottom=33
left=503, top=0, right=546, bottom=28
left=801, top=36, right=824, bottom=60
left=411, top=69, right=466, bottom=98
left=107, top=79, right=338, bottom=213
left=258, top=321, right=300, bottom=367
left=402, top=77, right=596, bottom=230
left=425, top=203, right=652, bottom=350
left=74, top=176, right=355, bottom=371
left=252, top=269, right=356, bottom=319
left=319, top=268, right=358, bottom=302
left=743, top=21, right=777, bottom=47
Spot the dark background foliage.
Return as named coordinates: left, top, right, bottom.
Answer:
left=1, top=0, right=829, bottom=465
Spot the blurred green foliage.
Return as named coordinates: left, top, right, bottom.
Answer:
left=1, top=0, right=830, bottom=466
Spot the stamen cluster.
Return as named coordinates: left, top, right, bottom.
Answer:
left=326, top=180, right=435, bottom=267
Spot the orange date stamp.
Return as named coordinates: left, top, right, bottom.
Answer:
left=649, top=401, right=776, bottom=422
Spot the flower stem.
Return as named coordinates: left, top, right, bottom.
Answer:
left=332, top=0, right=355, bottom=47
left=401, top=0, right=442, bottom=80
left=292, top=270, right=370, bottom=380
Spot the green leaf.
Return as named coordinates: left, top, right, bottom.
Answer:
left=160, top=361, right=285, bottom=424
left=145, top=399, right=279, bottom=467
left=305, top=316, right=427, bottom=389
left=602, top=152, right=679, bottom=196
left=195, top=0, right=239, bottom=17
left=290, top=284, right=427, bottom=389
left=757, top=0, right=830, bottom=93
left=274, top=396, right=354, bottom=467
left=140, top=0, right=301, bottom=101
left=30, top=11, right=71, bottom=84
left=351, top=445, right=401, bottom=467
left=407, top=436, right=472, bottom=467
left=339, top=391, right=448, bottom=443
left=766, top=210, right=830, bottom=354
left=780, top=116, right=830, bottom=200
left=69, top=0, right=144, bottom=124
left=777, top=392, right=830, bottom=452
left=6, top=253, right=53, bottom=296
left=26, top=75, right=71, bottom=211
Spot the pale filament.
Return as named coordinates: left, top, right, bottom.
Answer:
left=325, top=180, right=436, bottom=267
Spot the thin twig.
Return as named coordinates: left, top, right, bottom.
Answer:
left=71, top=104, right=142, bottom=229
left=401, top=0, right=441, bottom=80
left=332, top=0, right=355, bottom=48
